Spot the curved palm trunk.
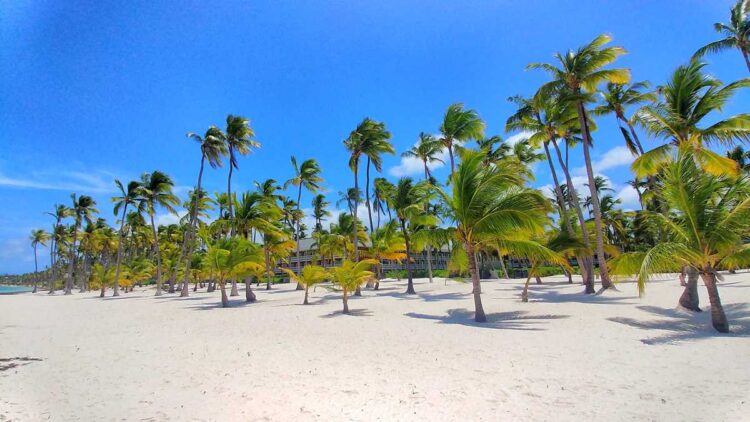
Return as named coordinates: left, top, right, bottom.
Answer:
left=112, top=203, right=129, bottom=297
left=245, top=277, right=256, bottom=302
left=678, top=266, right=701, bottom=312
left=700, top=270, right=729, bottom=333
left=465, top=242, right=486, bottom=322
left=295, top=185, right=304, bottom=291
left=149, top=212, right=163, bottom=296
left=401, top=219, right=416, bottom=294
left=551, top=139, right=595, bottom=293
left=365, top=157, right=374, bottom=233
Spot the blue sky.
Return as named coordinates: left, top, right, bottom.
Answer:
left=1, top=0, right=748, bottom=274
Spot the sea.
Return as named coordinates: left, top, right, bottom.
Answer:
left=0, top=285, right=33, bottom=294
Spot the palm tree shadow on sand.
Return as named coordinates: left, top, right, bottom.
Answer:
left=405, top=309, right=569, bottom=330
left=607, top=303, right=750, bottom=345
left=320, top=309, right=373, bottom=318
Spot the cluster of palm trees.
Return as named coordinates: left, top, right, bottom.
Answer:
left=20, top=2, right=750, bottom=331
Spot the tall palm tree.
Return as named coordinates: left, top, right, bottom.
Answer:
left=593, top=81, right=655, bottom=155
left=529, top=33, right=631, bottom=289
left=693, top=0, right=750, bottom=72
left=439, top=103, right=485, bottom=175
left=402, top=132, right=445, bottom=180
left=390, top=178, right=434, bottom=294
left=224, top=115, right=260, bottom=231
left=361, top=121, right=394, bottom=233
left=438, top=151, right=549, bottom=322
left=610, top=154, right=750, bottom=332
left=137, top=171, right=179, bottom=296
left=285, top=157, right=324, bottom=289
left=64, top=194, right=98, bottom=295
left=44, top=204, right=71, bottom=294
left=373, top=177, right=395, bottom=226
left=29, top=229, right=50, bottom=293
left=632, top=61, right=750, bottom=178
left=177, top=127, right=228, bottom=297
left=311, top=194, right=331, bottom=233
left=111, top=180, right=142, bottom=297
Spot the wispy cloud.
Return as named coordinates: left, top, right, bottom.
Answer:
left=0, top=168, right=121, bottom=194
left=505, top=131, right=534, bottom=147
left=573, top=146, right=634, bottom=176
left=388, top=137, right=449, bottom=178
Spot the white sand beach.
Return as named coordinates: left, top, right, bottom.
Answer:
left=1, top=274, right=749, bottom=421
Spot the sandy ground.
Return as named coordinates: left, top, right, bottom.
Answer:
left=1, top=273, right=749, bottom=421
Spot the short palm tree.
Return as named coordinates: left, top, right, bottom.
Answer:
left=529, top=33, right=631, bottom=289
left=632, top=61, right=750, bottom=178
left=65, top=194, right=98, bottom=295
left=390, top=177, right=434, bottom=294
left=363, top=220, right=406, bottom=290
left=205, top=236, right=263, bottom=307
left=224, top=115, right=260, bottom=229
left=402, top=132, right=445, bottom=180
left=137, top=171, right=179, bottom=296
left=439, top=103, right=485, bottom=175
left=285, top=157, right=324, bottom=288
left=609, top=154, right=750, bottom=333
left=693, top=0, right=750, bottom=72
left=111, top=179, right=143, bottom=297
left=438, top=151, right=549, bottom=322
left=282, top=265, right=329, bottom=304
left=29, top=229, right=50, bottom=293
left=328, top=259, right=377, bottom=314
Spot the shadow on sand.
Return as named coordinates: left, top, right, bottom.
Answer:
left=0, top=356, right=42, bottom=372
left=405, top=309, right=569, bottom=331
left=320, top=309, right=373, bottom=318
left=607, top=303, right=750, bottom=345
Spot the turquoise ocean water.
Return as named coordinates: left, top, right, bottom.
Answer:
left=0, top=285, right=33, bottom=294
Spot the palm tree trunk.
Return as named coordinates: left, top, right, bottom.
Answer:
left=522, top=274, right=532, bottom=302
left=465, top=242, right=486, bottom=322
left=622, top=118, right=645, bottom=155
left=220, top=282, right=229, bottom=307
left=49, top=233, right=56, bottom=294
left=426, top=245, right=434, bottom=283
left=227, top=149, right=235, bottom=236
left=149, top=212, right=163, bottom=296
left=32, top=245, right=38, bottom=293
left=401, top=219, right=416, bottom=294
left=678, top=266, right=701, bottom=312
left=342, top=289, right=349, bottom=314
left=245, top=277, right=256, bottom=302
left=303, top=285, right=309, bottom=304
left=264, top=248, right=272, bottom=290
left=365, top=157, right=374, bottom=234
left=230, top=279, right=239, bottom=296
left=352, top=165, right=360, bottom=262
left=448, top=143, right=456, bottom=176
left=65, top=223, right=79, bottom=295
left=551, top=138, right=595, bottom=293
left=700, top=270, right=729, bottom=333
left=295, top=185, right=304, bottom=291
left=112, top=203, right=129, bottom=297
left=180, top=157, right=207, bottom=297
left=742, top=47, right=750, bottom=73
left=498, top=254, right=509, bottom=279
left=575, top=102, right=612, bottom=289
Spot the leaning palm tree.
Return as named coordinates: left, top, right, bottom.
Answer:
left=111, top=179, right=143, bottom=297
left=592, top=81, right=655, bottom=155
left=178, top=126, right=228, bottom=296
left=29, top=229, right=50, bottom=293
left=609, top=154, right=750, bottom=333
left=402, top=132, right=445, bottom=180
left=137, top=171, right=179, bottom=296
left=328, top=259, right=377, bottom=314
left=693, top=0, right=750, bottom=72
left=528, top=33, right=631, bottom=289
left=390, top=177, right=435, bottom=294
left=438, top=151, right=549, bottom=322
left=632, top=61, right=750, bottom=178
left=224, top=115, right=260, bottom=230
left=439, top=103, right=485, bottom=175
left=64, top=194, right=98, bottom=295
left=284, top=157, right=324, bottom=289
left=282, top=265, right=329, bottom=304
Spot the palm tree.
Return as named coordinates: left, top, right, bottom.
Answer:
left=224, top=115, right=260, bottom=231
left=64, top=194, right=98, bottom=295
left=373, top=177, right=395, bottom=227
left=285, top=157, right=324, bottom=289
left=111, top=180, right=142, bottom=297
left=328, top=259, right=377, bottom=314
left=633, top=61, right=750, bottom=178
left=593, top=81, right=655, bottom=155
left=529, top=33, right=631, bottom=289
left=29, top=229, right=50, bottom=293
left=693, top=0, right=750, bottom=72
left=137, top=171, right=179, bottom=296
left=178, top=126, right=228, bottom=297
left=205, top=236, right=263, bottom=307
left=439, top=103, right=485, bottom=175
left=44, top=204, right=71, bottom=294
left=609, top=154, right=750, bottom=332
left=363, top=220, right=406, bottom=290
left=282, top=265, right=329, bottom=304
left=438, top=151, right=549, bottom=322
left=402, top=132, right=445, bottom=180
left=390, top=178, right=434, bottom=294
left=361, top=121, right=394, bottom=233
left=311, top=194, right=331, bottom=233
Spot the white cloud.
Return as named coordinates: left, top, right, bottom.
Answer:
left=0, top=168, right=121, bottom=194
left=573, top=146, right=635, bottom=176
left=505, top=131, right=534, bottom=147
left=615, top=185, right=641, bottom=210
left=0, top=238, right=34, bottom=264
left=155, top=211, right=187, bottom=227
left=388, top=139, right=449, bottom=178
